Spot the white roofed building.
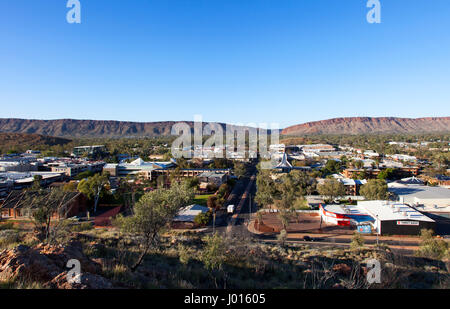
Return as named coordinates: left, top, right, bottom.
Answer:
left=357, top=200, right=435, bottom=235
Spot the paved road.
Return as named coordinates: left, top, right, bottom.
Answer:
left=209, top=163, right=258, bottom=238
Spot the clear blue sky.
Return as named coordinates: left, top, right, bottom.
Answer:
left=0, top=0, right=449, bottom=128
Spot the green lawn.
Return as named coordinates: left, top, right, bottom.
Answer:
left=193, top=194, right=213, bottom=206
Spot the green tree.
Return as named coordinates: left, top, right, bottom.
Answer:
left=378, top=168, right=394, bottom=180
left=317, top=179, right=346, bottom=202
left=185, top=177, right=200, bottom=190
left=194, top=211, right=211, bottom=226
left=207, top=195, right=222, bottom=233
left=63, top=182, right=78, bottom=192
left=116, top=181, right=194, bottom=271
left=353, top=160, right=364, bottom=169
left=322, top=160, right=342, bottom=175
left=255, top=170, right=276, bottom=209
left=201, top=234, right=227, bottom=288
left=25, top=188, right=73, bottom=243
left=233, top=162, right=247, bottom=179
left=360, top=179, right=388, bottom=200
left=74, top=170, right=95, bottom=180
left=77, top=173, right=109, bottom=213
left=30, top=175, right=43, bottom=191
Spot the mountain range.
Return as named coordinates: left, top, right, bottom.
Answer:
left=281, top=117, right=450, bottom=135
left=0, top=117, right=448, bottom=138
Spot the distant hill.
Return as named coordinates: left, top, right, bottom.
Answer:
left=0, top=117, right=448, bottom=138
left=0, top=133, right=71, bottom=151
left=0, top=119, right=251, bottom=138
left=282, top=117, right=450, bottom=135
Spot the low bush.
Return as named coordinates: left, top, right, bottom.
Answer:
left=71, top=222, right=94, bottom=232
left=0, top=222, right=15, bottom=231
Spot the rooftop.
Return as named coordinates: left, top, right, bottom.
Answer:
left=173, top=204, right=209, bottom=222
left=388, top=183, right=450, bottom=201
left=357, top=200, right=435, bottom=222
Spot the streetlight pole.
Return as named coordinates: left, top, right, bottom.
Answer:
left=376, top=215, right=379, bottom=246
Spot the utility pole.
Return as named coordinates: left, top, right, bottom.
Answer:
left=376, top=215, right=379, bottom=246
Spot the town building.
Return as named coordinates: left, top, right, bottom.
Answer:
left=357, top=201, right=436, bottom=235
left=388, top=180, right=450, bottom=211
left=172, top=204, right=210, bottom=229
left=0, top=191, right=87, bottom=220
left=104, top=157, right=231, bottom=181
left=49, top=161, right=105, bottom=177
left=0, top=171, right=65, bottom=193
left=320, top=201, right=436, bottom=235
left=299, top=144, right=336, bottom=153
left=331, top=175, right=367, bottom=196
left=72, top=145, right=107, bottom=158
left=319, top=204, right=374, bottom=226
left=342, top=168, right=381, bottom=179
left=198, top=171, right=228, bottom=187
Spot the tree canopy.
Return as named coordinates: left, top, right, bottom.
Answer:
left=360, top=179, right=389, bottom=200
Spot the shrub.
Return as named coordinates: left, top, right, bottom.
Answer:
left=0, top=231, right=20, bottom=249
left=201, top=234, right=227, bottom=272
left=416, top=229, right=449, bottom=260
left=178, top=244, right=192, bottom=265
left=0, top=222, right=15, bottom=231
left=71, top=222, right=94, bottom=232
left=194, top=212, right=211, bottom=227
left=277, top=229, right=287, bottom=246
left=350, top=232, right=365, bottom=250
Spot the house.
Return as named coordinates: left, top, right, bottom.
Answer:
left=331, top=175, right=367, bottom=196
left=172, top=204, right=210, bottom=229
left=198, top=171, right=228, bottom=187
left=0, top=191, right=88, bottom=220
left=342, top=168, right=381, bottom=179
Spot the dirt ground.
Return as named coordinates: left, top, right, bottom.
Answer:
left=255, top=212, right=354, bottom=234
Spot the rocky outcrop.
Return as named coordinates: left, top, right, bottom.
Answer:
left=0, top=242, right=112, bottom=289
left=282, top=117, right=450, bottom=135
